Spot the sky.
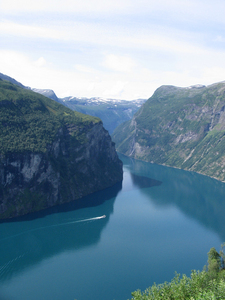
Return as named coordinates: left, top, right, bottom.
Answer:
left=1, top=0, right=225, bottom=100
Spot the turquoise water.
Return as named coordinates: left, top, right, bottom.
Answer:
left=0, top=154, right=225, bottom=300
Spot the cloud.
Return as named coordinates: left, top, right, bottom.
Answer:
left=74, top=64, right=96, bottom=73
left=33, top=57, right=46, bottom=67
left=1, top=0, right=224, bottom=22
left=1, top=0, right=225, bottom=100
left=0, top=50, right=144, bottom=99
left=103, top=54, right=136, bottom=72
left=214, top=35, right=225, bottom=43
left=1, top=0, right=225, bottom=31
left=0, top=21, right=66, bottom=40
left=203, top=67, right=225, bottom=84
left=0, top=0, right=132, bottom=14
left=0, top=51, right=57, bottom=90
left=102, top=81, right=128, bottom=98
left=0, top=19, right=213, bottom=60
left=1, top=48, right=225, bottom=101
left=0, top=51, right=32, bottom=76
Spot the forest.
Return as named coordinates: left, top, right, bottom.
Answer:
left=130, top=244, right=225, bottom=300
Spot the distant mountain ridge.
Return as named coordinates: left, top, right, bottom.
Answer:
left=61, top=96, right=146, bottom=134
left=112, top=81, right=225, bottom=182
left=32, top=88, right=58, bottom=101
left=32, top=88, right=65, bottom=105
left=0, top=72, right=29, bottom=89
left=0, top=72, right=146, bottom=134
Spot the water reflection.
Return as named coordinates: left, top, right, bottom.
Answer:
left=1, top=154, right=225, bottom=290
left=1, top=155, right=225, bottom=300
left=120, top=154, right=225, bottom=241
left=130, top=173, right=162, bottom=189
left=0, top=182, right=122, bottom=282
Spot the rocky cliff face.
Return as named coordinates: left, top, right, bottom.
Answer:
left=0, top=79, right=123, bottom=219
left=0, top=123, right=122, bottom=220
left=112, top=81, right=225, bottom=181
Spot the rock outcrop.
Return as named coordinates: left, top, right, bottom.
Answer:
left=112, top=81, right=225, bottom=181
left=0, top=79, right=123, bottom=219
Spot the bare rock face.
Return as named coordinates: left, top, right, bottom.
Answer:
left=0, top=122, right=123, bottom=219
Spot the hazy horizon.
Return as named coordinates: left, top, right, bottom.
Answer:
left=1, top=0, right=225, bottom=100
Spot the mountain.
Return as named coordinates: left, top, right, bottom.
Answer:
left=0, top=72, right=29, bottom=89
left=32, top=88, right=66, bottom=105
left=0, top=72, right=64, bottom=104
left=0, top=73, right=146, bottom=134
left=0, top=79, right=123, bottom=219
left=112, top=81, right=225, bottom=182
left=32, top=88, right=58, bottom=101
left=61, top=96, right=146, bottom=134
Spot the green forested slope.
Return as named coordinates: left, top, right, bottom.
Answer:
left=130, top=245, right=225, bottom=300
left=0, top=79, right=100, bottom=154
left=113, top=82, right=225, bottom=181
left=0, top=79, right=123, bottom=219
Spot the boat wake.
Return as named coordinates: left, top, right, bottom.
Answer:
left=68, top=215, right=106, bottom=224
left=0, top=215, right=107, bottom=242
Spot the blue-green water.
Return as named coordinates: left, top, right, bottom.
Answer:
left=1, top=154, right=225, bottom=300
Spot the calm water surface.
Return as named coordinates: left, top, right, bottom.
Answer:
left=0, top=154, right=225, bottom=300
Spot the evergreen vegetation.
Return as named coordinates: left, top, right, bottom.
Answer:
left=0, top=78, right=123, bottom=219
left=0, top=79, right=100, bottom=155
left=130, top=244, right=225, bottom=300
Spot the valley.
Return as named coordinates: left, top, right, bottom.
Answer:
left=1, top=72, right=225, bottom=299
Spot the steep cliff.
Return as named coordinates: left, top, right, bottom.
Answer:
left=112, top=81, right=225, bottom=181
left=0, top=79, right=123, bottom=219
